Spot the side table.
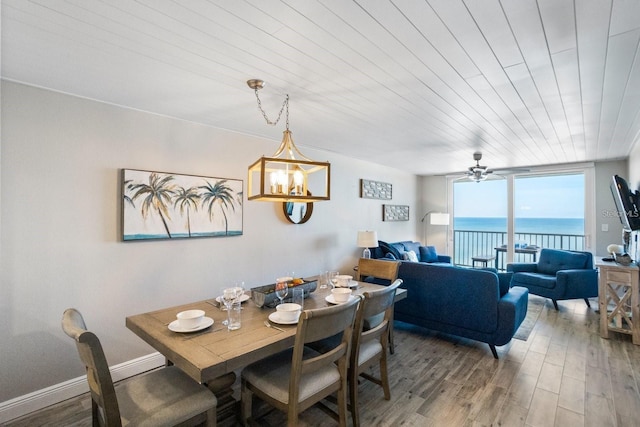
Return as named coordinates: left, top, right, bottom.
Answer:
left=472, top=255, right=495, bottom=268
left=596, top=258, right=640, bottom=344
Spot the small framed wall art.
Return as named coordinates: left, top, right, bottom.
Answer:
left=122, top=169, right=243, bottom=241
left=383, top=204, right=409, bottom=221
left=360, top=179, right=392, bottom=200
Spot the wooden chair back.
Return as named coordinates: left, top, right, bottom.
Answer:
left=355, top=279, right=403, bottom=347
left=288, top=297, right=360, bottom=417
left=62, top=308, right=121, bottom=426
left=63, top=308, right=217, bottom=427
left=349, top=279, right=403, bottom=426
left=357, top=258, right=400, bottom=283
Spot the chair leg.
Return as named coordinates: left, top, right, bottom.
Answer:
left=240, top=379, right=252, bottom=426
left=91, top=400, right=99, bottom=427
left=552, top=299, right=559, bottom=311
left=584, top=298, right=591, bottom=308
left=489, top=344, right=498, bottom=359
left=337, top=376, right=348, bottom=427
left=286, top=409, right=299, bottom=427
left=205, top=407, right=216, bottom=427
left=349, top=368, right=360, bottom=427
left=380, top=354, right=391, bottom=400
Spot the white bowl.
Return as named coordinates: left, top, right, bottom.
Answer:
left=335, top=274, right=353, bottom=287
left=276, top=303, right=301, bottom=322
left=331, top=288, right=352, bottom=303
left=176, top=309, right=205, bottom=329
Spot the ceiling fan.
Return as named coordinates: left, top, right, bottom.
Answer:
left=459, top=152, right=529, bottom=183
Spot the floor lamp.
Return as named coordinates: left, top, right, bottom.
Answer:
left=421, top=211, right=450, bottom=251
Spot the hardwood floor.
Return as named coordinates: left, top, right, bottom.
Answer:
left=6, top=295, right=640, bottom=426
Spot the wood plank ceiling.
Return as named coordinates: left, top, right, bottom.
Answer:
left=2, top=0, right=640, bottom=175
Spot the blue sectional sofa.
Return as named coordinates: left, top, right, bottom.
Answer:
left=372, top=240, right=452, bottom=265
left=392, top=261, right=529, bottom=358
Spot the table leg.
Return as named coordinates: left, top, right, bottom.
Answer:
left=633, top=280, right=640, bottom=345
left=599, top=280, right=609, bottom=339
left=206, top=372, right=238, bottom=426
left=495, top=250, right=499, bottom=270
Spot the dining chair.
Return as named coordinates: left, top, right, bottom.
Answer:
left=349, top=278, right=402, bottom=427
left=61, top=308, right=217, bottom=427
left=240, top=297, right=360, bottom=427
left=357, top=257, right=400, bottom=284
left=357, top=257, right=401, bottom=354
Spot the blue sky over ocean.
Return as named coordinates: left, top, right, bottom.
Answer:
left=454, top=174, right=585, bottom=219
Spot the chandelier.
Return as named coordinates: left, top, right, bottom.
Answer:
left=246, top=79, right=330, bottom=202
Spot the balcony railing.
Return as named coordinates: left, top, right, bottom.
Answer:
left=454, top=230, right=585, bottom=270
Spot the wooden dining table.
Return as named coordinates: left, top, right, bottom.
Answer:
left=125, top=279, right=406, bottom=423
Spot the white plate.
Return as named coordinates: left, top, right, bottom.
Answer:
left=216, top=293, right=251, bottom=304
left=334, top=281, right=358, bottom=288
left=168, top=317, right=214, bottom=333
left=268, top=311, right=298, bottom=325
left=325, top=294, right=358, bottom=305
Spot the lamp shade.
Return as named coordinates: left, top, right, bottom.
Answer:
left=429, top=213, right=450, bottom=225
left=357, top=231, right=379, bottom=248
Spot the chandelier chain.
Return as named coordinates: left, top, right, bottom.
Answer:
left=254, top=89, right=289, bottom=129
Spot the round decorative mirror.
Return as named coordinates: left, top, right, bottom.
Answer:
left=283, top=199, right=313, bottom=224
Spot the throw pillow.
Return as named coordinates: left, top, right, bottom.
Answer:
left=403, top=250, right=419, bottom=262
left=419, top=245, right=438, bottom=263
left=384, top=252, right=397, bottom=260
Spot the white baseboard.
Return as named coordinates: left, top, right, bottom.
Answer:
left=0, top=352, right=165, bottom=424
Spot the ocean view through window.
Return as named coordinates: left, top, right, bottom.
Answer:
left=453, top=173, right=586, bottom=269
left=455, top=217, right=584, bottom=234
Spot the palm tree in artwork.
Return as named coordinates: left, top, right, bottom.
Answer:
left=129, top=173, right=176, bottom=238
left=123, top=179, right=136, bottom=208
left=200, top=179, right=237, bottom=235
left=173, top=186, right=200, bottom=237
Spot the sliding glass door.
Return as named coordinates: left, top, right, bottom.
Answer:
left=453, top=179, right=506, bottom=268
left=514, top=174, right=585, bottom=249
left=452, top=171, right=588, bottom=269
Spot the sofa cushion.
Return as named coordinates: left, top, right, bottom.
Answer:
left=400, top=241, right=421, bottom=256
left=537, top=249, right=589, bottom=275
left=480, top=268, right=510, bottom=297
left=369, top=246, right=385, bottom=259
left=419, top=246, right=438, bottom=263
left=390, top=243, right=406, bottom=259
left=397, top=263, right=499, bottom=334
left=403, top=250, right=419, bottom=262
left=513, top=272, right=557, bottom=289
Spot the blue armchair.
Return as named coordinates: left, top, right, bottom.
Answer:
left=507, top=249, right=598, bottom=310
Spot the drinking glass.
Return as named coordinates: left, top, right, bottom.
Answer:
left=233, top=282, right=245, bottom=302
left=329, top=271, right=339, bottom=288
left=221, top=288, right=236, bottom=325
left=227, top=301, right=241, bottom=330
left=292, top=287, right=305, bottom=310
left=275, top=278, right=289, bottom=306
left=319, top=271, right=329, bottom=289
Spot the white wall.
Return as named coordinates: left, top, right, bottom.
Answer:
left=0, top=81, right=419, bottom=405
left=419, top=175, right=449, bottom=254
left=629, top=140, right=640, bottom=188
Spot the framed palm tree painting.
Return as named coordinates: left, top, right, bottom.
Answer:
left=122, top=169, right=243, bottom=241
